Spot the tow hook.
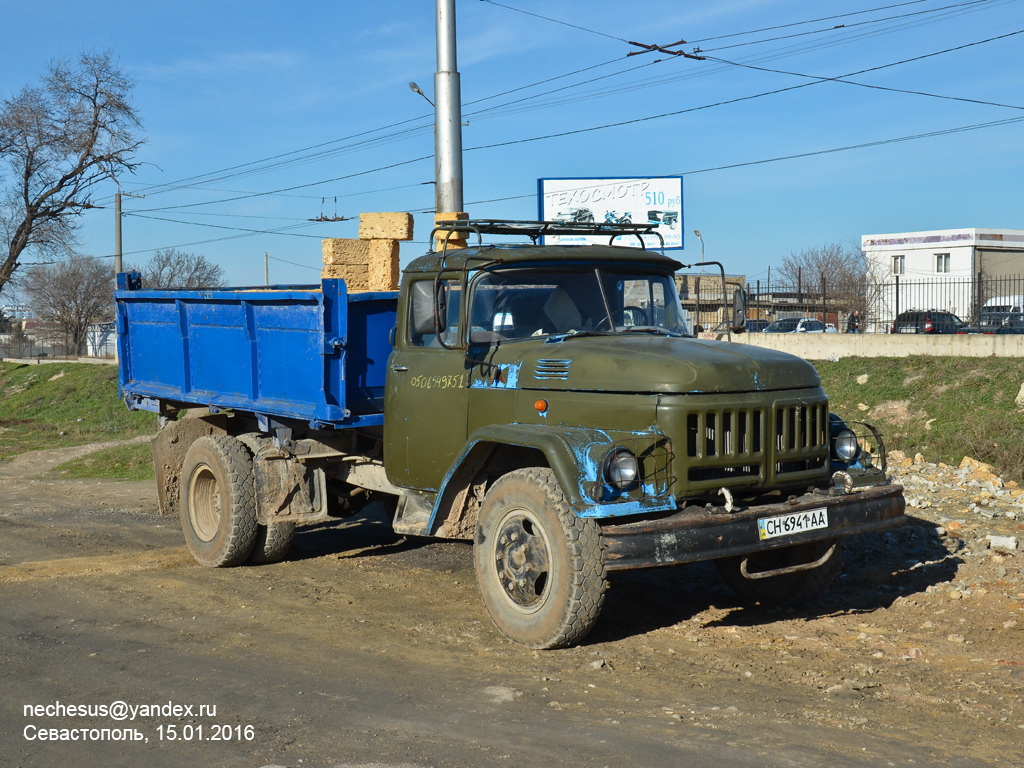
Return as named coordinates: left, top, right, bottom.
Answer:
left=832, top=471, right=854, bottom=494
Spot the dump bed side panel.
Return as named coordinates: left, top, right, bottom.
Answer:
left=116, top=276, right=397, bottom=427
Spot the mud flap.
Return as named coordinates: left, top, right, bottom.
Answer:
left=151, top=413, right=227, bottom=516
left=253, top=449, right=329, bottom=525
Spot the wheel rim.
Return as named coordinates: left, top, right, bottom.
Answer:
left=491, top=507, right=552, bottom=613
left=188, top=464, right=222, bottom=542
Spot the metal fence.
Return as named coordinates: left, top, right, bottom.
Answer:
left=0, top=328, right=116, bottom=360
left=742, top=274, right=1024, bottom=333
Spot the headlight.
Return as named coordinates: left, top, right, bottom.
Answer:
left=603, top=447, right=639, bottom=489
left=833, top=429, right=860, bottom=462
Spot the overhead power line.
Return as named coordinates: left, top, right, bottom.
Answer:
left=112, top=0, right=1007, bottom=211
left=704, top=54, right=1024, bottom=111
left=460, top=28, right=1024, bottom=153
left=124, top=212, right=325, bottom=238
left=123, top=24, right=1023, bottom=221
left=426, top=114, right=1024, bottom=213
left=694, top=0, right=996, bottom=53
left=476, top=0, right=628, bottom=42
left=131, top=155, right=433, bottom=213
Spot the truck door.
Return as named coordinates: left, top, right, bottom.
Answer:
left=384, top=278, right=469, bottom=492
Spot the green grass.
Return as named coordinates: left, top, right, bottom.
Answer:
left=53, top=441, right=155, bottom=481
left=4, top=358, right=1023, bottom=486
left=814, top=356, right=1024, bottom=483
left=0, top=362, right=157, bottom=459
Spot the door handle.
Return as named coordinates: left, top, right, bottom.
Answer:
left=391, top=365, right=409, bottom=372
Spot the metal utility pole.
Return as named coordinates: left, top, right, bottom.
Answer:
left=114, top=188, right=144, bottom=274
left=115, top=191, right=122, bottom=274
left=434, top=0, right=464, bottom=213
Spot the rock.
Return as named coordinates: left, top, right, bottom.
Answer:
left=947, top=521, right=962, bottom=531
left=856, top=374, right=870, bottom=385
left=914, top=453, right=925, bottom=464
left=1016, top=382, right=1024, bottom=407
left=986, top=535, right=1019, bottom=552
left=889, top=450, right=907, bottom=465
left=905, top=648, right=923, bottom=659
left=961, top=456, right=997, bottom=475
left=857, top=403, right=870, bottom=411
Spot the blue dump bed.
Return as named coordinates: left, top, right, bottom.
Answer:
left=115, top=274, right=397, bottom=428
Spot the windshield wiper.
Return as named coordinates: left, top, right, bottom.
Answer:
left=616, top=326, right=684, bottom=337
left=544, top=330, right=610, bottom=343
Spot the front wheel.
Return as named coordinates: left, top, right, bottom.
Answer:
left=473, top=468, right=606, bottom=649
left=180, top=436, right=259, bottom=567
left=716, top=538, right=842, bottom=607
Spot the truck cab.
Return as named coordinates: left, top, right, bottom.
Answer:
left=379, top=220, right=903, bottom=647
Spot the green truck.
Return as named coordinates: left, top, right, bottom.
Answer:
left=118, top=219, right=905, bottom=649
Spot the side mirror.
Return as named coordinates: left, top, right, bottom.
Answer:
left=410, top=281, right=446, bottom=336
left=731, top=288, right=747, bottom=330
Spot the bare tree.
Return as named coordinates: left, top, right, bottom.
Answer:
left=129, top=248, right=227, bottom=289
left=777, top=242, right=866, bottom=311
left=0, top=50, right=143, bottom=293
left=23, top=254, right=112, bottom=355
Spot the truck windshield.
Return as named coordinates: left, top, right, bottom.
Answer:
left=469, top=266, right=691, bottom=343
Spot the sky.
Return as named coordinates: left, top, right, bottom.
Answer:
left=1, top=0, right=1022, bottom=288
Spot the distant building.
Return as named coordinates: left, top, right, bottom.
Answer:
left=85, top=322, right=116, bottom=358
left=862, top=228, right=1024, bottom=328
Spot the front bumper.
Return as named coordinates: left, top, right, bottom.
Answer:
left=600, top=483, right=905, bottom=571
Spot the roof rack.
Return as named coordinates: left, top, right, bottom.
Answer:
left=430, top=218, right=662, bottom=247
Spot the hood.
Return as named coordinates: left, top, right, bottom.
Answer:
left=494, top=335, right=821, bottom=394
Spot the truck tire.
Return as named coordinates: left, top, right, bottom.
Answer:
left=180, top=435, right=259, bottom=567
left=247, top=523, right=295, bottom=564
left=716, top=538, right=842, bottom=607
left=473, top=468, right=606, bottom=649
left=234, top=433, right=295, bottom=564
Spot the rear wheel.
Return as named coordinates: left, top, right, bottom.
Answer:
left=247, top=522, right=295, bottom=564
left=473, top=468, right=605, bottom=649
left=716, top=538, right=842, bottom=606
left=180, top=436, right=259, bottom=567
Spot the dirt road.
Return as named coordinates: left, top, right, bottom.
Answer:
left=1, top=443, right=1022, bottom=767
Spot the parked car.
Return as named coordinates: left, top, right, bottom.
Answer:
left=743, top=318, right=770, bottom=332
left=995, top=317, right=1024, bottom=334
left=763, top=317, right=826, bottom=333
left=890, top=310, right=965, bottom=334
left=979, top=295, right=1024, bottom=332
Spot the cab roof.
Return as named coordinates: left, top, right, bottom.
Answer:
left=405, top=219, right=684, bottom=274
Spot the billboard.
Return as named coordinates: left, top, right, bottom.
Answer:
left=538, top=176, right=684, bottom=249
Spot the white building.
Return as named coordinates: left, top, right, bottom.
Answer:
left=862, top=228, right=1024, bottom=330
left=85, top=322, right=116, bottom=358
